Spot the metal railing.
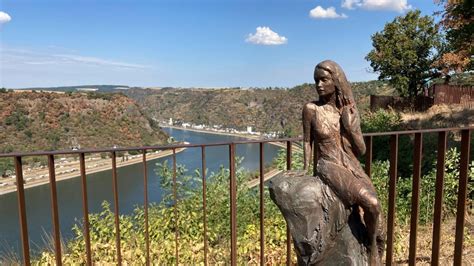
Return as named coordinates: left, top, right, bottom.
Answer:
left=0, top=127, right=472, bottom=265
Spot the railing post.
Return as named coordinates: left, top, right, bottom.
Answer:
left=386, top=134, right=398, bottom=266
left=111, top=151, right=122, bottom=265
left=14, top=156, right=30, bottom=266
left=201, top=146, right=208, bottom=266
left=453, top=129, right=471, bottom=265
left=79, top=153, right=92, bottom=265
left=229, top=143, right=237, bottom=266
left=409, top=133, right=422, bottom=266
left=259, top=142, right=265, bottom=265
left=432, top=131, right=447, bottom=265
left=172, top=148, right=179, bottom=264
left=142, top=150, right=150, bottom=266
left=364, top=136, right=373, bottom=177
left=286, top=141, right=292, bottom=266
left=48, top=154, right=62, bottom=266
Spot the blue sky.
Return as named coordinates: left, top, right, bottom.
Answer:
left=0, top=0, right=441, bottom=88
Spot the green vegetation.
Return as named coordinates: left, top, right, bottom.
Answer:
left=366, top=10, right=442, bottom=98
left=36, top=160, right=290, bottom=264
left=33, top=142, right=472, bottom=264
left=366, top=2, right=473, bottom=96
left=369, top=148, right=473, bottom=225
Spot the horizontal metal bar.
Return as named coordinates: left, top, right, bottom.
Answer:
left=362, top=126, right=473, bottom=137
left=0, top=138, right=301, bottom=157
left=1, top=126, right=473, bottom=157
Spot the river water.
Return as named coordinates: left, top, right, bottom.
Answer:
left=0, top=127, right=282, bottom=257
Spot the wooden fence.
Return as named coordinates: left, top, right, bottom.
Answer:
left=370, top=84, right=473, bottom=111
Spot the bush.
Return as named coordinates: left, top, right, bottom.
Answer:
left=361, top=109, right=402, bottom=133
left=36, top=160, right=291, bottom=264
left=4, top=110, right=30, bottom=131
left=33, top=146, right=472, bottom=264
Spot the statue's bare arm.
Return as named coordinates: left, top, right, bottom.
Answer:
left=341, top=104, right=366, bottom=156
left=303, top=102, right=316, bottom=171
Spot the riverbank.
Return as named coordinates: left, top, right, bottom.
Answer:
left=0, top=147, right=186, bottom=196
left=164, top=125, right=261, bottom=139
left=163, top=125, right=302, bottom=151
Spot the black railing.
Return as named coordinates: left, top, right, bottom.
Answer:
left=0, top=127, right=472, bottom=265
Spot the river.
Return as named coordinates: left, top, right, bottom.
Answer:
left=0, top=127, right=283, bottom=257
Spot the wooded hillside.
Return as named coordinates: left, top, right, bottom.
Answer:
left=125, top=81, right=393, bottom=136
left=0, top=90, right=168, bottom=153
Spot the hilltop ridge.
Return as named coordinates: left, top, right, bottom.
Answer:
left=0, top=90, right=168, bottom=153
left=124, top=81, right=394, bottom=136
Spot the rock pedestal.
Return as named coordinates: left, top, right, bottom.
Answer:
left=269, top=170, right=372, bottom=266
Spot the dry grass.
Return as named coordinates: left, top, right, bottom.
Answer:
left=389, top=214, right=474, bottom=265
left=401, top=104, right=474, bottom=129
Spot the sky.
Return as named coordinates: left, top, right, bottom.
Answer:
left=0, top=0, right=442, bottom=88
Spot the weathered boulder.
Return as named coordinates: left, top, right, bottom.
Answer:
left=269, top=170, right=373, bottom=266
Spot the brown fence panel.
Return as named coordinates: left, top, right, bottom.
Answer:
left=432, top=84, right=474, bottom=106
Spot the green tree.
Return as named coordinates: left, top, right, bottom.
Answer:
left=366, top=10, right=442, bottom=99
left=433, top=0, right=473, bottom=73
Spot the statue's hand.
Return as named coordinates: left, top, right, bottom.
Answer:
left=341, top=105, right=356, bottom=131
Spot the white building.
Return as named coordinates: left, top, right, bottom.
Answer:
left=76, top=88, right=98, bottom=92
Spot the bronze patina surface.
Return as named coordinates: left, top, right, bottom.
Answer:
left=270, top=60, right=384, bottom=265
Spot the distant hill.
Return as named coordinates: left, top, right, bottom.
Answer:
left=6, top=80, right=395, bottom=138
left=15, top=85, right=133, bottom=93
left=0, top=90, right=168, bottom=153
left=124, top=80, right=394, bottom=136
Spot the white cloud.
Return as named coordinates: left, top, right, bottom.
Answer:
left=342, top=0, right=359, bottom=9
left=1, top=48, right=149, bottom=69
left=53, top=54, right=148, bottom=69
left=309, top=6, right=348, bottom=19
left=246, top=27, right=288, bottom=45
left=0, top=11, right=12, bottom=24
left=341, top=0, right=411, bottom=12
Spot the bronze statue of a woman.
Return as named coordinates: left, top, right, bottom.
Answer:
left=302, top=60, right=382, bottom=265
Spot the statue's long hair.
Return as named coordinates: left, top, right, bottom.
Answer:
left=314, top=60, right=354, bottom=109
left=315, top=60, right=365, bottom=158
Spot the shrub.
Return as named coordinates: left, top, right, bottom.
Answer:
left=36, top=160, right=291, bottom=264
left=361, top=109, right=402, bottom=133
left=33, top=146, right=472, bottom=264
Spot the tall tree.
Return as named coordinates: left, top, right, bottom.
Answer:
left=433, top=0, right=473, bottom=73
left=366, top=10, right=442, bottom=98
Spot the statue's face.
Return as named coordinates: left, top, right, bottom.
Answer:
left=314, top=68, right=335, bottom=97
